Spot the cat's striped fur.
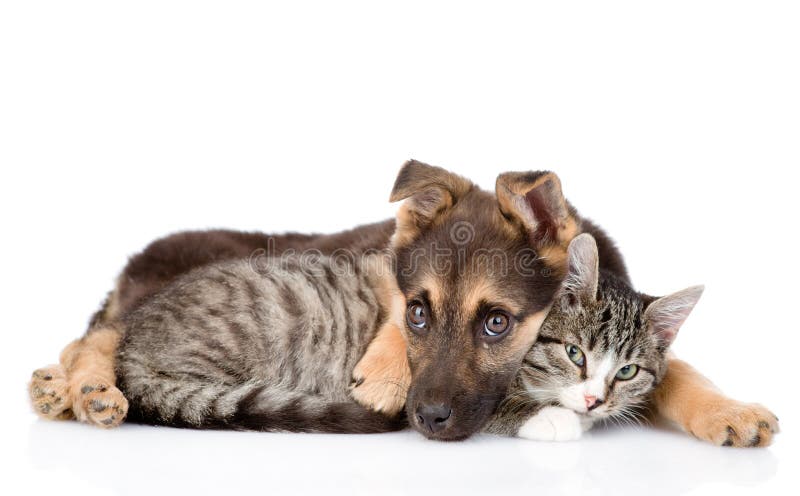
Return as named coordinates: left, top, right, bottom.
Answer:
left=117, top=254, right=406, bottom=433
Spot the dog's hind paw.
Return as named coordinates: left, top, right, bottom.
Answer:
left=29, top=365, right=74, bottom=420
left=72, top=377, right=128, bottom=428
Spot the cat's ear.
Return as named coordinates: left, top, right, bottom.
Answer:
left=389, top=160, right=474, bottom=248
left=558, top=233, right=600, bottom=306
left=644, top=285, right=705, bottom=348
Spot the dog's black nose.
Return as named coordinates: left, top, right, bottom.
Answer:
left=416, top=403, right=452, bottom=433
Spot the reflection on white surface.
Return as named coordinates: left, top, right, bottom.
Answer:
left=23, top=415, right=780, bottom=496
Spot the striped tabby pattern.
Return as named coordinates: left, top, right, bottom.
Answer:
left=116, top=254, right=405, bottom=433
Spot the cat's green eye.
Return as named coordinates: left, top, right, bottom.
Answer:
left=565, top=344, right=585, bottom=367
left=616, top=364, right=639, bottom=381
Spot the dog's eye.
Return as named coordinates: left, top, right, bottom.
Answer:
left=565, top=344, right=585, bottom=367
left=406, top=302, right=427, bottom=332
left=483, top=311, right=512, bottom=338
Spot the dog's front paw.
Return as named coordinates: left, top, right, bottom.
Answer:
left=687, top=400, right=779, bottom=448
left=350, top=323, right=410, bottom=415
left=29, top=365, right=73, bottom=420
left=72, top=377, right=128, bottom=428
left=350, top=360, right=410, bottom=416
left=518, top=406, right=583, bottom=442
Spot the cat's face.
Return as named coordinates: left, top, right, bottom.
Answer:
left=523, top=286, right=665, bottom=420
left=519, top=234, right=704, bottom=422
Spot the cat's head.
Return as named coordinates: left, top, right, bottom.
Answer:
left=521, top=233, right=704, bottom=421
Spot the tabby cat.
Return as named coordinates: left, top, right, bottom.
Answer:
left=485, top=234, right=703, bottom=440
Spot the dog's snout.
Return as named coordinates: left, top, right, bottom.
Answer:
left=415, top=403, right=452, bottom=433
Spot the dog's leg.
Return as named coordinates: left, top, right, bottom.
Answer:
left=61, top=327, right=129, bottom=428
left=653, top=356, right=779, bottom=447
left=351, top=322, right=411, bottom=415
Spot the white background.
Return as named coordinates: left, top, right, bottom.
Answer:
left=1, top=1, right=798, bottom=495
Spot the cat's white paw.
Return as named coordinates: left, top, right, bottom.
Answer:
left=518, top=406, right=583, bottom=442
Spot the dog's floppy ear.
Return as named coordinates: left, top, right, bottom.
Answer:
left=390, top=160, right=474, bottom=247
left=644, top=285, right=704, bottom=349
left=558, top=233, right=599, bottom=307
left=496, top=171, right=579, bottom=271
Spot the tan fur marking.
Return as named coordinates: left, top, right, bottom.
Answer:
left=506, top=308, right=549, bottom=356
left=351, top=256, right=411, bottom=414
left=480, top=308, right=550, bottom=370
left=103, top=284, right=122, bottom=323
left=420, top=273, right=446, bottom=315
left=62, top=327, right=129, bottom=428
left=351, top=322, right=411, bottom=415
left=538, top=215, right=580, bottom=277
left=390, top=192, right=455, bottom=249
left=535, top=215, right=580, bottom=279
left=389, top=160, right=474, bottom=250
left=558, top=216, right=581, bottom=246
left=517, top=172, right=558, bottom=196
left=653, top=357, right=779, bottom=447
left=390, top=202, right=419, bottom=249
left=464, top=278, right=523, bottom=317
left=537, top=244, right=569, bottom=277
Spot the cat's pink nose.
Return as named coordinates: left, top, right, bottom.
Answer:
left=584, top=395, right=599, bottom=409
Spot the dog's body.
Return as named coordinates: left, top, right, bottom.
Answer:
left=30, top=162, right=778, bottom=446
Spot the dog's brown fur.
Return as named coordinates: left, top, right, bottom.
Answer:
left=61, top=327, right=129, bottom=428
left=654, top=357, right=779, bottom=447
left=384, top=163, right=582, bottom=439
left=350, top=322, right=410, bottom=415
left=29, top=160, right=779, bottom=445
left=350, top=254, right=410, bottom=415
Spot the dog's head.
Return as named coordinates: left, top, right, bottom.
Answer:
left=390, top=160, right=580, bottom=440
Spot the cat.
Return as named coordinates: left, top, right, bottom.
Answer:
left=484, top=234, right=703, bottom=441
left=115, top=252, right=409, bottom=432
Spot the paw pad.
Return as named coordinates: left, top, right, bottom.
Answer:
left=74, top=380, right=128, bottom=428
left=695, top=402, right=780, bottom=448
left=29, top=366, right=73, bottom=421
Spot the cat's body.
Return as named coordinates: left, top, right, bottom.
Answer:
left=117, top=254, right=406, bottom=432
